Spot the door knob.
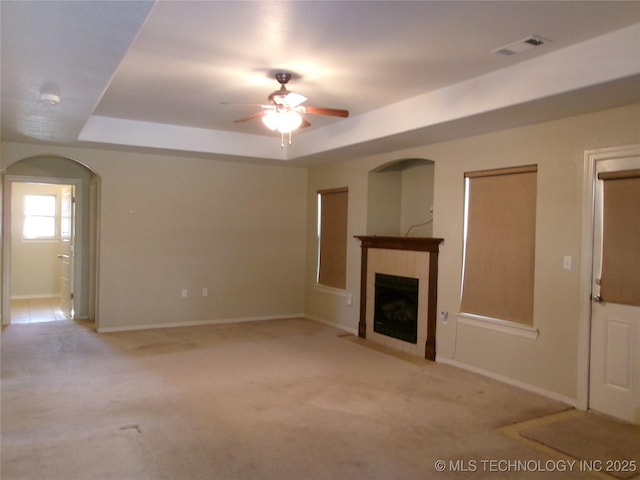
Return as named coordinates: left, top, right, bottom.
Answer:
left=592, top=294, right=603, bottom=303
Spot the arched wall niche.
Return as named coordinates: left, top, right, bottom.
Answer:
left=2, top=155, right=100, bottom=325
left=367, top=158, right=435, bottom=237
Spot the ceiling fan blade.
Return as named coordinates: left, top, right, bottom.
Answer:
left=300, top=106, right=349, bottom=118
left=283, top=92, right=307, bottom=107
left=221, top=102, right=259, bottom=106
left=233, top=111, right=267, bottom=123
left=222, top=102, right=274, bottom=109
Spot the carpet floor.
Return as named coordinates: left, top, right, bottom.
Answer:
left=1, top=318, right=636, bottom=479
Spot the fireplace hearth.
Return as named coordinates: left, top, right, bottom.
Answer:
left=374, top=273, right=419, bottom=344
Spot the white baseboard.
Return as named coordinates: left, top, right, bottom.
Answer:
left=305, top=314, right=358, bottom=335
left=97, top=313, right=306, bottom=333
left=11, top=294, right=60, bottom=300
left=436, top=355, right=577, bottom=407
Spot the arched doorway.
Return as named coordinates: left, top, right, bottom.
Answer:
left=1, top=155, right=100, bottom=328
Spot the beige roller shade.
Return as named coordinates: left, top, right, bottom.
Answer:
left=318, top=188, right=348, bottom=289
left=461, top=165, right=537, bottom=324
left=599, top=169, right=640, bottom=306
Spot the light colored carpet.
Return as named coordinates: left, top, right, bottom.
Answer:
left=0, top=317, right=619, bottom=479
left=338, top=334, right=432, bottom=366
left=518, top=410, right=640, bottom=480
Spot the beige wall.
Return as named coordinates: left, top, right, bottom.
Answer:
left=1, top=143, right=308, bottom=330
left=305, top=103, right=640, bottom=402
left=2, top=103, right=638, bottom=402
left=367, top=169, right=401, bottom=235
left=400, top=162, right=434, bottom=236
left=305, top=159, right=369, bottom=332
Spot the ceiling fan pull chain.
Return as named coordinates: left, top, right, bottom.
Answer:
left=288, top=130, right=293, bottom=146
left=281, top=131, right=285, bottom=149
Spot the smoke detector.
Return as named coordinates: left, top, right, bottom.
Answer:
left=491, top=36, right=549, bottom=56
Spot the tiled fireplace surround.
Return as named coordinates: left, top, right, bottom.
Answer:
left=355, top=236, right=443, bottom=360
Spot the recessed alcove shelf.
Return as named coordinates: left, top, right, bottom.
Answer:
left=367, top=158, right=435, bottom=237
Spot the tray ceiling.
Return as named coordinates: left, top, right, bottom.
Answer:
left=2, top=1, right=639, bottom=164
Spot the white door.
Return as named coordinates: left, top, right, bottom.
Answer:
left=59, top=185, right=75, bottom=319
left=589, top=155, right=640, bottom=424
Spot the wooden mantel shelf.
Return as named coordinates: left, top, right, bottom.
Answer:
left=354, top=235, right=443, bottom=252
left=354, top=235, right=443, bottom=361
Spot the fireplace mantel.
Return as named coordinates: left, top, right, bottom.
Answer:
left=355, top=235, right=443, bottom=252
left=355, top=236, right=443, bottom=360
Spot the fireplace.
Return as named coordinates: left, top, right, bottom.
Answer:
left=374, top=273, right=419, bottom=344
left=355, top=236, right=443, bottom=360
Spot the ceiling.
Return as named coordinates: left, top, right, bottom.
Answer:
left=2, top=1, right=640, bottom=165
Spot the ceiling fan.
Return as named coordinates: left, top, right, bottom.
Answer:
left=224, top=72, right=349, bottom=147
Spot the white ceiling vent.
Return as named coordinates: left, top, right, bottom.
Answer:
left=491, top=36, right=549, bottom=56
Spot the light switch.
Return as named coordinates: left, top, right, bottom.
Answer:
left=563, top=255, right=572, bottom=271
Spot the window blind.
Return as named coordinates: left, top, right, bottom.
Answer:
left=461, top=165, right=537, bottom=324
left=318, top=188, right=348, bottom=289
left=598, top=169, right=640, bottom=306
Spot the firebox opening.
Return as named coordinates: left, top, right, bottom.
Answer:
left=374, top=273, right=419, bottom=344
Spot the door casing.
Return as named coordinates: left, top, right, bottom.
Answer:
left=578, top=144, right=640, bottom=412
left=1, top=175, right=83, bottom=325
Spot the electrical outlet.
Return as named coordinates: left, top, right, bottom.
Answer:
left=181, top=289, right=188, bottom=298
left=202, top=287, right=208, bottom=297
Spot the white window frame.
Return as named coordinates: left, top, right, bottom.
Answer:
left=23, top=193, right=57, bottom=240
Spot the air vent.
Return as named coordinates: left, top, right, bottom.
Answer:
left=491, top=36, right=549, bottom=56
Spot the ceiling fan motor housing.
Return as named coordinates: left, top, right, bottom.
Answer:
left=269, top=73, right=293, bottom=105
left=275, top=72, right=292, bottom=85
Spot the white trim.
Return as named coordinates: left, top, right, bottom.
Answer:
left=306, top=314, right=358, bottom=335
left=96, top=313, right=306, bottom=333
left=312, top=283, right=348, bottom=297
left=20, top=238, right=60, bottom=244
left=436, top=355, right=576, bottom=407
left=578, top=144, right=640, bottom=412
left=11, top=294, right=61, bottom=300
left=457, top=313, right=539, bottom=339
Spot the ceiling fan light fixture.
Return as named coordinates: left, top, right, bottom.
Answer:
left=262, top=110, right=303, bottom=133
left=226, top=71, right=348, bottom=147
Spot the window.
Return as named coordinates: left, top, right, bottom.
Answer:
left=599, top=169, right=640, bottom=306
left=23, top=194, right=56, bottom=239
left=460, top=165, right=537, bottom=325
left=317, top=188, right=348, bottom=289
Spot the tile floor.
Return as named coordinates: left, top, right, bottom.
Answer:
left=10, top=297, right=67, bottom=324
